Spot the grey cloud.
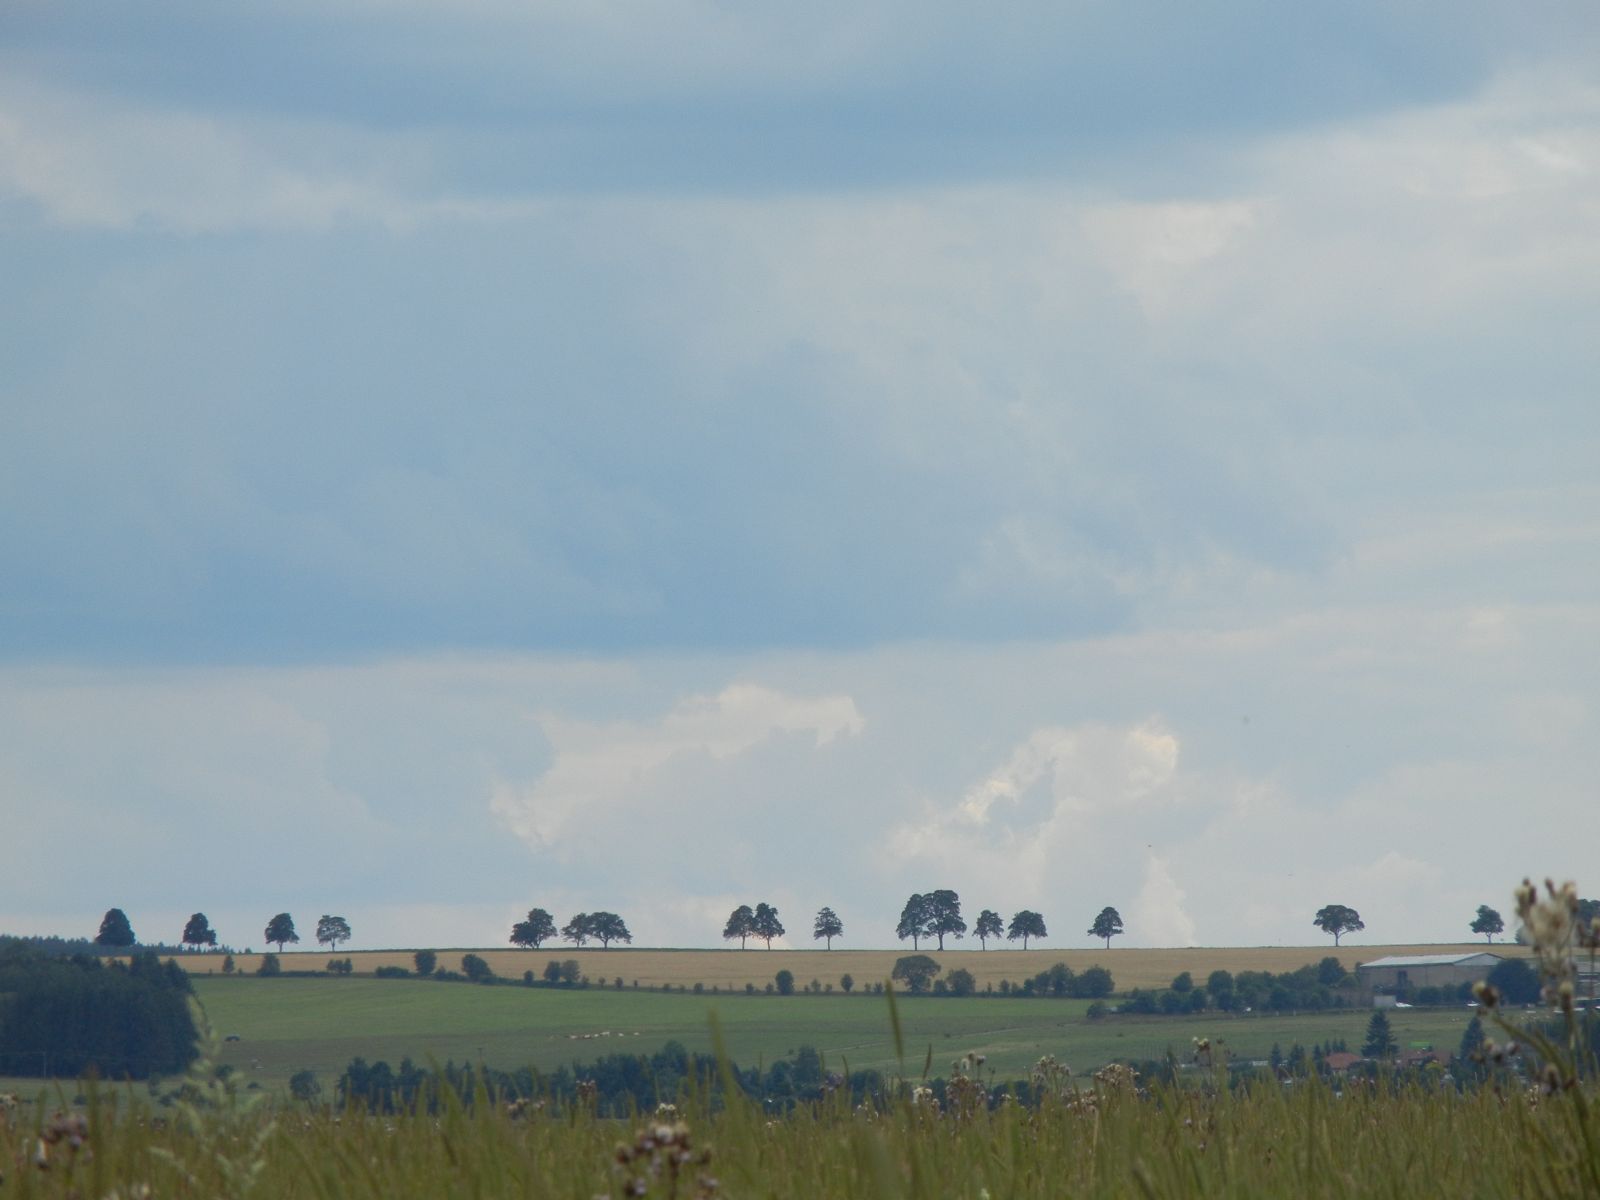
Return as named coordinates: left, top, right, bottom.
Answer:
left=5, top=2, right=1585, bottom=195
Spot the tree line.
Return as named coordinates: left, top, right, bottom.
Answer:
left=0, top=940, right=199, bottom=1079
left=76, top=895, right=1559, bottom=958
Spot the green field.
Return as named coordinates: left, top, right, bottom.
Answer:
left=191, top=976, right=1476, bottom=1092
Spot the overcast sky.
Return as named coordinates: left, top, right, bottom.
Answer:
left=2, top=2, right=1597, bottom=954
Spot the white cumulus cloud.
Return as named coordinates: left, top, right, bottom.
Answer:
left=490, top=683, right=864, bottom=853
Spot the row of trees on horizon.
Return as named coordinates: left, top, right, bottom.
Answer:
left=78, top=895, right=1559, bottom=955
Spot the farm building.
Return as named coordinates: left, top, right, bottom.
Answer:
left=1356, top=952, right=1501, bottom=993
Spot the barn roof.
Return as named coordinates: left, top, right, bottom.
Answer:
left=1358, top=953, right=1502, bottom=969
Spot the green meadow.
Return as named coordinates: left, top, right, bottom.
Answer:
left=190, top=976, right=1476, bottom=1092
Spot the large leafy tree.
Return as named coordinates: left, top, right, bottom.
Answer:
left=588, top=912, right=632, bottom=949
left=890, top=954, right=942, bottom=994
left=265, top=913, right=299, bottom=952
left=1312, top=904, right=1364, bottom=946
left=1485, top=958, right=1540, bottom=1005
left=1007, top=910, right=1046, bottom=949
left=813, top=906, right=844, bottom=949
left=316, top=915, right=352, bottom=952
left=511, top=908, right=558, bottom=949
left=896, top=894, right=933, bottom=950
left=1088, top=906, right=1124, bottom=949
left=723, top=905, right=756, bottom=949
left=561, top=913, right=592, bottom=947
left=753, top=903, right=785, bottom=949
left=974, top=909, right=1004, bottom=949
left=1470, top=905, right=1504, bottom=943
left=95, top=908, right=135, bottom=948
left=181, top=913, right=217, bottom=951
left=926, top=889, right=966, bottom=950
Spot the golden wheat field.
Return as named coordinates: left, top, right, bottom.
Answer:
left=183, top=942, right=1525, bottom=990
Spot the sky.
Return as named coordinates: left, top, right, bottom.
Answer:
left=2, top=2, right=1597, bottom=955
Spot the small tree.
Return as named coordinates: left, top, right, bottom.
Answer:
left=257, top=953, right=282, bottom=977
left=265, top=913, right=299, bottom=952
left=1007, top=910, right=1047, bottom=949
left=1470, top=905, right=1504, bottom=943
left=946, top=967, right=976, bottom=996
left=588, top=912, right=632, bottom=949
left=1087, top=907, right=1123, bottom=949
left=1076, top=965, right=1115, bottom=997
left=316, top=915, right=352, bottom=952
left=813, top=906, right=844, bottom=949
left=753, top=903, right=785, bottom=949
left=461, top=953, right=494, bottom=982
left=1362, top=1009, right=1397, bottom=1058
left=96, top=908, right=136, bottom=949
left=1458, top=1015, right=1486, bottom=1067
left=774, top=969, right=795, bottom=995
left=840, top=973, right=854, bottom=993
left=974, top=909, right=1004, bottom=949
left=511, top=908, right=558, bottom=949
left=562, top=913, right=592, bottom=947
left=1312, top=904, right=1364, bottom=946
left=896, top=894, right=933, bottom=950
left=414, top=949, right=437, bottom=976
left=891, top=954, right=942, bottom=994
left=182, top=913, right=217, bottom=951
left=289, top=1070, right=321, bottom=1103
left=723, top=905, right=756, bottom=949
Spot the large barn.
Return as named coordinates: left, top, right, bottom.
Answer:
left=1356, top=952, right=1502, bottom=994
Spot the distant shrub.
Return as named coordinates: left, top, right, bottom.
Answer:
left=932, top=979, right=948, bottom=995
left=544, top=960, right=563, bottom=984
left=693, top=981, right=705, bottom=994
left=1087, top=1000, right=1108, bottom=1020
left=824, top=982, right=833, bottom=992
left=559, top=960, right=581, bottom=985
left=999, top=979, right=1011, bottom=995
left=765, top=982, right=776, bottom=994
left=222, top=954, right=235, bottom=975
left=840, top=973, right=854, bottom=993
left=1171, top=971, right=1194, bottom=993
left=1075, top=966, right=1115, bottom=998
left=375, top=965, right=410, bottom=979
left=1124, top=989, right=1158, bottom=1014
left=433, top=969, right=465, bottom=982
left=746, top=982, right=756, bottom=995
left=289, top=1069, right=321, bottom=1102
left=413, top=950, right=437, bottom=977
left=946, top=967, right=976, bottom=997
left=461, top=954, right=494, bottom=983
left=523, top=970, right=535, bottom=985
left=326, top=958, right=353, bottom=976
left=775, top=969, right=795, bottom=995
left=257, top=954, right=281, bottom=977
left=615, top=977, right=624, bottom=990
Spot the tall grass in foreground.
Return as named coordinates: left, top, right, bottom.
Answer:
left=5, top=1068, right=1600, bottom=1199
